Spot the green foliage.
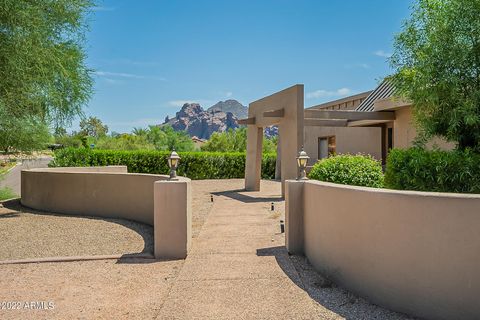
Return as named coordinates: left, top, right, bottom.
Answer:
left=309, top=154, right=384, bottom=188
left=201, top=127, right=277, bottom=153
left=0, top=106, right=51, bottom=153
left=50, top=148, right=277, bottom=180
left=0, top=187, right=16, bottom=201
left=0, top=0, right=93, bottom=126
left=390, top=0, right=480, bottom=151
left=96, top=134, right=153, bottom=151
left=145, top=125, right=195, bottom=151
left=385, top=148, right=480, bottom=193
left=79, top=117, right=108, bottom=138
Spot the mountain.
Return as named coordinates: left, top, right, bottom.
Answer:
left=162, top=103, right=238, bottom=139
left=207, top=100, right=248, bottom=119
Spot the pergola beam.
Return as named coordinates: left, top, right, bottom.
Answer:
left=263, top=108, right=285, bottom=118
left=304, top=110, right=395, bottom=121
left=238, top=117, right=256, bottom=125
left=304, top=119, right=347, bottom=127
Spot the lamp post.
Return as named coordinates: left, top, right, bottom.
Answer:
left=296, top=147, right=310, bottom=180
left=168, top=149, right=181, bottom=180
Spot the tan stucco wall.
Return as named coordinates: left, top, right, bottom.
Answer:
left=304, top=126, right=382, bottom=163
left=21, top=166, right=192, bottom=259
left=21, top=166, right=167, bottom=225
left=287, top=180, right=480, bottom=320
left=394, top=107, right=455, bottom=150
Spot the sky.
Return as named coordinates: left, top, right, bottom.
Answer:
left=79, top=0, right=413, bottom=133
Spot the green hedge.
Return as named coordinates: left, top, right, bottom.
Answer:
left=50, top=148, right=276, bottom=180
left=385, top=148, right=480, bottom=193
left=308, top=154, right=384, bottom=188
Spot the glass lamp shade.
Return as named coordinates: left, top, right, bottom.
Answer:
left=168, top=150, right=181, bottom=169
left=296, top=149, right=310, bottom=168
left=298, top=157, right=308, bottom=168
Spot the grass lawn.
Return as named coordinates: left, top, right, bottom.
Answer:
left=0, top=161, right=18, bottom=200
left=0, top=161, right=16, bottom=176
left=0, top=187, right=17, bottom=201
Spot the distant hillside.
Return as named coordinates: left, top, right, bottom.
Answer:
left=161, top=99, right=278, bottom=140
left=207, top=100, right=248, bottom=119
left=161, top=102, right=238, bottom=139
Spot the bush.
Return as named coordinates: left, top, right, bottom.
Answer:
left=309, top=154, right=384, bottom=188
left=385, top=148, right=480, bottom=193
left=50, top=148, right=277, bottom=180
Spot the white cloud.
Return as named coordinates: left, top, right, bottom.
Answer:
left=93, top=71, right=166, bottom=81
left=374, top=50, right=392, bottom=58
left=225, top=91, right=233, bottom=98
left=306, top=88, right=352, bottom=99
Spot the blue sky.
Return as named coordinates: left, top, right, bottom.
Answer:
left=80, top=0, right=413, bottom=133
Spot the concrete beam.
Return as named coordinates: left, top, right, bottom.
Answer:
left=263, top=108, right=285, bottom=118
left=304, top=119, right=348, bottom=127
left=238, top=117, right=256, bottom=125
left=304, top=110, right=395, bottom=121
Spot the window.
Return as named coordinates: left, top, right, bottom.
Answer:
left=318, top=136, right=336, bottom=159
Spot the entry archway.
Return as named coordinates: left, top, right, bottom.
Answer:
left=239, top=85, right=304, bottom=196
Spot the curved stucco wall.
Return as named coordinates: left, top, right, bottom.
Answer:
left=298, top=181, right=480, bottom=320
left=21, top=166, right=169, bottom=226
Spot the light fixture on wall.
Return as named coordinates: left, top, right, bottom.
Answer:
left=296, top=147, right=310, bottom=180
left=168, top=149, right=181, bottom=180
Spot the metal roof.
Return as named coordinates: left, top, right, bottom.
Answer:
left=355, top=80, right=396, bottom=112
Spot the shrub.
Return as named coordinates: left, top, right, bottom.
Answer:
left=50, top=148, right=277, bottom=180
left=385, top=148, right=480, bottom=193
left=309, top=154, right=384, bottom=188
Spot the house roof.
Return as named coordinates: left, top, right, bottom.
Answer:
left=355, top=80, right=396, bottom=112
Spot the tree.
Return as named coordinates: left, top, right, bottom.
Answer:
left=147, top=125, right=194, bottom=151
left=0, top=0, right=93, bottom=126
left=0, top=107, right=51, bottom=153
left=79, top=116, right=108, bottom=138
left=201, top=127, right=276, bottom=153
left=390, top=0, right=480, bottom=151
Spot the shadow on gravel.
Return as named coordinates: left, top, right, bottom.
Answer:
left=212, top=189, right=283, bottom=203
left=257, top=245, right=416, bottom=320
left=1, top=199, right=154, bottom=257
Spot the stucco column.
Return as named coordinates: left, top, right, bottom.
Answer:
left=285, top=180, right=304, bottom=254
left=245, top=126, right=263, bottom=191
left=154, top=178, right=192, bottom=259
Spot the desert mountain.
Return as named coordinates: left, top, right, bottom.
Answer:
left=207, top=99, right=248, bottom=119
left=162, top=102, right=239, bottom=139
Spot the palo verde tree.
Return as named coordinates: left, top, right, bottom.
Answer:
left=390, top=0, right=480, bottom=151
left=0, top=0, right=94, bottom=151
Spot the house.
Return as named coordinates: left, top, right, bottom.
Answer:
left=240, top=83, right=453, bottom=195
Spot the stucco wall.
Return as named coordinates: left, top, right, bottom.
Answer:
left=21, top=166, right=192, bottom=259
left=21, top=166, right=168, bottom=226
left=288, top=180, right=480, bottom=320
left=304, top=126, right=382, bottom=163
left=394, top=107, right=454, bottom=150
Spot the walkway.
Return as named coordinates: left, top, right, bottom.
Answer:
left=0, top=157, right=52, bottom=195
left=157, top=184, right=329, bottom=319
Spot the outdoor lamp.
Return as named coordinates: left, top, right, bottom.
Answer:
left=296, top=147, right=310, bottom=180
left=168, top=149, right=181, bottom=180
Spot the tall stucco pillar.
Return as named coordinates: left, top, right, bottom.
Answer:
left=245, top=126, right=263, bottom=191
left=154, top=178, right=191, bottom=259
left=285, top=180, right=304, bottom=254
